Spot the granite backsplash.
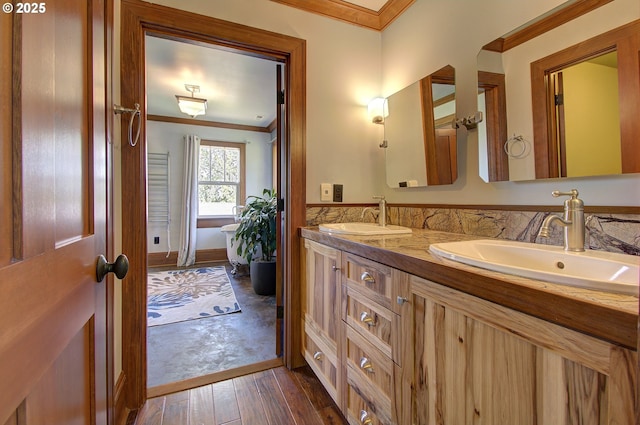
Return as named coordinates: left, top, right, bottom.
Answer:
left=306, top=205, right=640, bottom=256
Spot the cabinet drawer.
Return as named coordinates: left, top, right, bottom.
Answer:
left=343, top=253, right=394, bottom=310
left=346, top=382, right=390, bottom=425
left=303, top=322, right=340, bottom=404
left=345, top=325, right=394, bottom=401
left=344, top=288, right=398, bottom=362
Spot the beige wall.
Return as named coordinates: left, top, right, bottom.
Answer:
left=381, top=0, right=640, bottom=206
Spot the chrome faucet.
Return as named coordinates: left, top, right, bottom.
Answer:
left=360, top=195, right=387, bottom=227
left=538, top=189, right=585, bottom=252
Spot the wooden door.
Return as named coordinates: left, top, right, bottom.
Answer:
left=0, top=1, right=112, bottom=424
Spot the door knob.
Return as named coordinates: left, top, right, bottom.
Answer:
left=96, top=254, right=129, bottom=282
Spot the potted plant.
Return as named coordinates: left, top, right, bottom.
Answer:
left=234, top=189, right=277, bottom=295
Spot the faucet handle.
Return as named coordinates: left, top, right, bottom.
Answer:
left=551, top=189, right=579, bottom=199
left=552, top=189, right=583, bottom=210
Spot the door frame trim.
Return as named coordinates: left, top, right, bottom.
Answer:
left=120, top=0, right=306, bottom=409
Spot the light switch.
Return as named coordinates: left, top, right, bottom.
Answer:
left=321, top=183, right=332, bottom=201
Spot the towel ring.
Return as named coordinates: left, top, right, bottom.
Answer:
left=504, top=134, right=531, bottom=159
left=114, top=103, right=141, bottom=147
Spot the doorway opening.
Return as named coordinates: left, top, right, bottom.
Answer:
left=120, top=0, right=306, bottom=407
left=144, top=34, right=282, bottom=390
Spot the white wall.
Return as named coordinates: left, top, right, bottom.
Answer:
left=380, top=0, right=640, bottom=206
left=146, top=121, right=273, bottom=253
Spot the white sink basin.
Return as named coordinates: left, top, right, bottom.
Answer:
left=429, top=239, right=639, bottom=296
left=319, top=222, right=412, bottom=235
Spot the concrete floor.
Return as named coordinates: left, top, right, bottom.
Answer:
left=147, top=263, right=277, bottom=388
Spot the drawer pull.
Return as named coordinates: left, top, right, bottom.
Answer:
left=360, top=410, right=373, bottom=425
left=360, top=271, right=375, bottom=284
left=359, top=357, right=374, bottom=373
left=359, top=311, right=376, bottom=327
left=313, top=351, right=323, bottom=361
left=397, top=296, right=409, bottom=305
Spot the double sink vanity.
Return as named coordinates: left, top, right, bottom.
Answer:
left=300, top=220, right=638, bottom=424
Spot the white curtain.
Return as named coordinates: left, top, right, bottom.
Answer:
left=177, top=135, right=200, bottom=267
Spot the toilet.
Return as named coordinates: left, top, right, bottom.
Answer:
left=220, top=223, right=248, bottom=275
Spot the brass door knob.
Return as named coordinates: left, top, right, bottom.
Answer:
left=96, top=254, right=129, bottom=282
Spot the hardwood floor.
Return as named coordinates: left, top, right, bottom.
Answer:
left=134, top=366, right=347, bottom=425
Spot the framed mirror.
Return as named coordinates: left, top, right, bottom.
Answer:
left=477, top=1, right=639, bottom=181
left=383, top=65, right=457, bottom=187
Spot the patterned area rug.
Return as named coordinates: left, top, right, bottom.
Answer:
left=147, top=266, right=241, bottom=327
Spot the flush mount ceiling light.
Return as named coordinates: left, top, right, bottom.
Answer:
left=175, top=84, right=208, bottom=118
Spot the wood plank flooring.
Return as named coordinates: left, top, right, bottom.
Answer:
left=134, top=366, right=347, bottom=425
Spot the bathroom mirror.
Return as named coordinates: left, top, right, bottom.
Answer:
left=477, top=5, right=640, bottom=181
left=384, top=65, right=456, bottom=187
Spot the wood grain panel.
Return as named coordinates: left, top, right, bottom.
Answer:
left=212, top=379, right=240, bottom=424
left=0, top=9, right=12, bottom=267
left=412, top=277, right=636, bottom=424
left=344, top=289, right=393, bottom=360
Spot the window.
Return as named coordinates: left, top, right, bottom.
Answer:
left=197, top=141, right=245, bottom=225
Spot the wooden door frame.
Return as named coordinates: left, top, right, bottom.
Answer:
left=120, top=0, right=306, bottom=409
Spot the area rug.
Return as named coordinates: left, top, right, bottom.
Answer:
left=147, top=266, right=241, bottom=327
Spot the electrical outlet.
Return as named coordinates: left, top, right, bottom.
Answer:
left=154, top=236, right=160, bottom=244
left=333, top=184, right=343, bottom=202
left=321, top=183, right=332, bottom=201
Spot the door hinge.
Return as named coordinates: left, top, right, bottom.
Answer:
left=277, top=198, right=285, bottom=212
left=278, top=90, right=285, bottom=105
left=277, top=305, right=284, bottom=319
left=554, top=94, right=564, bottom=105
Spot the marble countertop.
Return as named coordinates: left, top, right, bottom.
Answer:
left=300, top=227, right=638, bottom=350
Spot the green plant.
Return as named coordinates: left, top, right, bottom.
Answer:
left=234, top=188, right=277, bottom=264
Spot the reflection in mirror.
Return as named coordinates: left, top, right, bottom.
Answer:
left=384, top=65, right=456, bottom=187
left=478, top=15, right=640, bottom=181
left=544, top=51, right=619, bottom=178
left=477, top=70, right=507, bottom=182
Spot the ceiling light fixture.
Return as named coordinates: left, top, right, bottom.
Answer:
left=175, top=84, right=208, bottom=118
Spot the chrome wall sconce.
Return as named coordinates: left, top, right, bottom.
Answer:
left=176, top=84, right=208, bottom=118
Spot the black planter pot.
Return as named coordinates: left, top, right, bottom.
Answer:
left=249, top=260, right=276, bottom=295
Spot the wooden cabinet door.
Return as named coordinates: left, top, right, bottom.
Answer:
left=412, top=276, right=636, bottom=425
left=0, top=1, right=111, bottom=424
left=302, top=240, right=342, bottom=404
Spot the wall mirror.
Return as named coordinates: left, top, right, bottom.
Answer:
left=477, top=2, right=640, bottom=181
left=383, top=65, right=457, bottom=187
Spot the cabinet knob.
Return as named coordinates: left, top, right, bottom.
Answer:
left=359, top=357, right=374, bottom=373
left=332, top=265, right=340, bottom=271
left=360, top=271, right=375, bottom=284
left=359, top=311, right=376, bottom=327
left=359, top=410, right=373, bottom=425
left=313, top=351, right=323, bottom=361
left=397, top=296, right=409, bottom=305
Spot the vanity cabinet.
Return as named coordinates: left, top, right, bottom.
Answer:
left=411, top=275, right=637, bottom=425
left=302, top=235, right=636, bottom=424
left=302, top=239, right=343, bottom=405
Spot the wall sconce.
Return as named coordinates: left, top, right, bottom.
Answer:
left=175, top=84, right=208, bottom=118
left=368, top=97, right=388, bottom=124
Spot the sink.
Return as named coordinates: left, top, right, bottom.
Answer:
left=429, top=239, right=639, bottom=296
left=319, top=222, right=412, bottom=235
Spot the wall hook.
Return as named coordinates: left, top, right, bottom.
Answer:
left=455, top=111, right=483, bottom=130
left=114, top=103, right=141, bottom=147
